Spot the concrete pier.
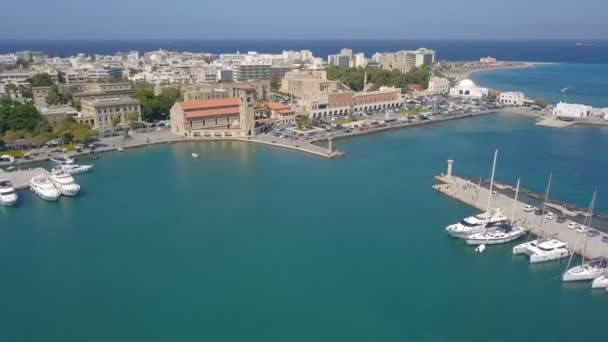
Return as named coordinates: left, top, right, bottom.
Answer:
left=433, top=174, right=608, bottom=260
left=0, top=168, right=50, bottom=190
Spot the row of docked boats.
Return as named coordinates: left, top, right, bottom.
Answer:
left=1, top=156, right=93, bottom=206
left=445, top=150, right=608, bottom=292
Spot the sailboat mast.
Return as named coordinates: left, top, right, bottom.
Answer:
left=486, top=149, right=498, bottom=214
left=511, top=178, right=520, bottom=223
left=582, top=191, right=597, bottom=265
left=537, top=173, right=552, bottom=236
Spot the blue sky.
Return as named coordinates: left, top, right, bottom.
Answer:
left=1, top=0, right=607, bottom=39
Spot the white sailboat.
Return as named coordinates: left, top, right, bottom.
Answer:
left=467, top=178, right=527, bottom=245
left=446, top=150, right=507, bottom=238
left=591, top=273, right=608, bottom=289
left=563, top=192, right=607, bottom=281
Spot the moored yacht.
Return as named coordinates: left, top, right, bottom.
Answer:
left=49, top=168, right=81, bottom=196
left=50, top=155, right=75, bottom=164
left=591, top=274, right=608, bottom=289
left=446, top=208, right=508, bottom=238
left=467, top=223, right=527, bottom=245
left=30, top=174, right=61, bottom=201
left=563, top=257, right=608, bottom=282
left=60, top=163, right=93, bottom=175
left=0, top=179, right=18, bottom=206
left=446, top=149, right=506, bottom=239
left=521, top=238, right=571, bottom=263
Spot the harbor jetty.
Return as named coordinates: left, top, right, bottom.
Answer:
left=0, top=168, right=49, bottom=190
left=433, top=161, right=608, bottom=260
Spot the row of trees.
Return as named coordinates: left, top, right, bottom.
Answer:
left=325, top=65, right=434, bottom=92
left=0, top=97, right=95, bottom=148
left=132, top=83, right=181, bottom=122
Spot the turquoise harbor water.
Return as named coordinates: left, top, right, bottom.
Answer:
left=473, top=63, right=608, bottom=107
left=2, top=113, right=608, bottom=341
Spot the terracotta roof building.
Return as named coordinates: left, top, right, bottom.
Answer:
left=170, top=87, right=256, bottom=137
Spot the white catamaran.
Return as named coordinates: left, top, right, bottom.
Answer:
left=446, top=150, right=507, bottom=239
left=513, top=173, right=571, bottom=263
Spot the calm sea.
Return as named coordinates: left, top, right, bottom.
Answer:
left=2, top=113, right=607, bottom=342
left=473, top=63, right=608, bottom=107
left=1, top=39, right=607, bottom=63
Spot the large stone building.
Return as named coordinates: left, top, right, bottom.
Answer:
left=182, top=80, right=270, bottom=102
left=499, top=92, right=525, bottom=106
left=382, top=48, right=436, bottom=73
left=427, top=77, right=451, bottom=94
left=232, top=64, right=293, bottom=82
left=79, top=97, right=141, bottom=129
left=280, top=71, right=339, bottom=99
left=299, top=87, right=403, bottom=118
left=449, top=79, right=489, bottom=99
left=552, top=102, right=593, bottom=118
left=32, top=82, right=133, bottom=107
left=40, top=105, right=79, bottom=126
left=170, top=86, right=256, bottom=137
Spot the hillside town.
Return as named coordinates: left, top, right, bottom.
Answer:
left=1, top=47, right=607, bottom=157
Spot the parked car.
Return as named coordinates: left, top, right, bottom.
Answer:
left=545, top=212, right=556, bottom=220
left=523, top=205, right=537, bottom=212
left=556, top=215, right=567, bottom=223
left=576, top=225, right=589, bottom=234
left=534, top=209, right=548, bottom=216
left=587, top=229, right=600, bottom=238
left=602, top=235, right=608, bottom=243
left=567, top=222, right=579, bottom=230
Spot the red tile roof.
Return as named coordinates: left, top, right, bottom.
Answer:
left=266, top=102, right=291, bottom=111
left=179, top=98, right=239, bottom=111
left=238, top=84, right=254, bottom=90
left=178, top=98, right=240, bottom=119
left=186, top=108, right=240, bottom=119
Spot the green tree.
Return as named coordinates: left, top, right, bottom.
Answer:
left=18, top=85, right=33, bottom=99
left=4, top=82, right=18, bottom=97
left=111, top=116, right=122, bottom=128
left=72, top=99, right=82, bottom=111
left=296, top=115, right=312, bottom=130
left=45, top=85, right=61, bottom=106
left=270, top=76, right=280, bottom=92
left=534, top=98, right=548, bottom=108
left=15, top=58, right=30, bottom=69
left=63, top=132, right=74, bottom=143
left=125, top=111, right=140, bottom=124
left=29, top=73, right=55, bottom=87
left=57, top=71, right=66, bottom=84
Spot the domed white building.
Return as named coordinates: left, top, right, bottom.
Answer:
left=449, top=79, right=489, bottom=99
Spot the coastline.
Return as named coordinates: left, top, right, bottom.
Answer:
left=463, top=61, right=540, bottom=80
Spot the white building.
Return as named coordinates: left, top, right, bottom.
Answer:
left=499, top=92, right=525, bottom=106
left=449, top=79, right=489, bottom=99
left=552, top=102, right=593, bottom=118
left=351, top=53, right=367, bottom=68
left=427, top=77, right=450, bottom=94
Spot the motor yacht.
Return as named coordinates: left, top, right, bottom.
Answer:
left=446, top=208, right=508, bottom=239
left=591, top=274, right=608, bottom=289
left=563, top=257, right=608, bottom=282
left=49, top=168, right=81, bottom=196
left=466, top=223, right=527, bottom=245
left=60, top=163, right=93, bottom=175
left=518, top=238, right=571, bottom=263
left=30, top=174, right=61, bottom=201
left=0, top=179, right=18, bottom=206
left=50, top=155, right=75, bottom=164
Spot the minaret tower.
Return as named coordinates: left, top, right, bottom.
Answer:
left=238, top=85, right=255, bottom=136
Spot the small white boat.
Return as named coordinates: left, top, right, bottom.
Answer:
left=117, top=147, right=125, bottom=152
left=30, top=174, right=61, bottom=201
left=60, top=164, right=93, bottom=175
left=49, top=168, right=81, bottom=196
left=560, top=88, right=568, bottom=94
left=0, top=179, right=18, bottom=206
left=563, top=257, right=608, bottom=282
left=475, top=244, right=486, bottom=253
left=192, top=153, right=199, bottom=158
left=50, top=155, right=75, bottom=164
left=591, top=274, right=608, bottom=289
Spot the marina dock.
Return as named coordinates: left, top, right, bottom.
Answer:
left=433, top=174, right=608, bottom=260
left=0, top=168, right=49, bottom=190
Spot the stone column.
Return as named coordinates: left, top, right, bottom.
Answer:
left=447, top=159, right=454, bottom=177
